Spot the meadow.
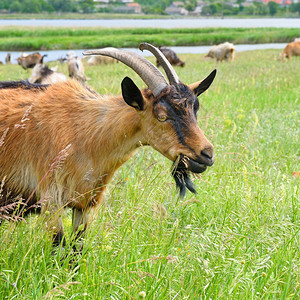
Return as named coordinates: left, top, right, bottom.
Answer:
left=0, top=27, right=299, bottom=51
left=0, top=49, right=299, bottom=299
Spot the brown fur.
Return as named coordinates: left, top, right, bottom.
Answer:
left=281, top=41, right=300, bottom=60
left=17, top=53, right=47, bottom=70
left=5, top=53, right=11, bottom=65
left=157, top=47, right=185, bottom=67
left=0, top=75, right=215, bottom=244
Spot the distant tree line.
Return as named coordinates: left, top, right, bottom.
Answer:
left=0, top=0, right=94, bottom=13
left=202, top=0, right=300, bottom=16
left=0, top=0, right=299, bottom=16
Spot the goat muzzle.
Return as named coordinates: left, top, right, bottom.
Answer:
left=181, top=152, right=215, bottom=173
left=181, top=155, right=207, bottom=174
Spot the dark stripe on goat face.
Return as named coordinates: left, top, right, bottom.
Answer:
left=155, top=84, right=199, bottom=152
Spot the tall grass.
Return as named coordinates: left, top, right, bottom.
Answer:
left=0, top=50, right=299, bottom=299
left=0, top=27, right=298, bottom=51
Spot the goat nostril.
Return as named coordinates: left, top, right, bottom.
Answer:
left=201, top=149, right=213, bottom=160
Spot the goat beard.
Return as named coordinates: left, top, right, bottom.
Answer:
left=171, top=154, right=196, bottom=198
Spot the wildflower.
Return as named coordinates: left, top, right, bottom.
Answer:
left=166, top=255, right=178, bottom=263
left=48, top=144, right=72, bottom=172
left=14, top=105, right=32, bottom=129
left=0, top=128, right=9, bottom=147
left=138, top=291, right=146, bottom=298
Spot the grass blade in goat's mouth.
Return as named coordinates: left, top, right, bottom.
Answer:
left=171, top=154, right=196, bottom=198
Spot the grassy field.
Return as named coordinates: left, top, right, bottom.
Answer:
left=0, top=49, right=299, bottom=299
left=0, top=27, right=299, bottom=51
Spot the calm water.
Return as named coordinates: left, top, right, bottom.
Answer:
left=0, top=18, right=299, bottom=28
left=0, top=43, right=287, bottom=64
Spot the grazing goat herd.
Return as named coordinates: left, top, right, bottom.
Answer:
left=0, top=40, right=299, bottom=248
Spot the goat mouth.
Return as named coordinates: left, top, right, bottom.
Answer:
left=181, top=155, right=207, bottom=174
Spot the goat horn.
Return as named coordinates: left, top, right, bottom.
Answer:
left=83, top=47, right=168, bottom=97
left=139, top=42, right=180, bottom=85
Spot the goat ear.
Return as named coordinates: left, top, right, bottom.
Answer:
left=121, top=77, right=144, bottom=111
left=189, top=69, right=217, bottom=97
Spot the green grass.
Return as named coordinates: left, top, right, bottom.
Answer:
left=0, top=27, right=298, bottom=50
left=0, top=50, right=299, bottom=299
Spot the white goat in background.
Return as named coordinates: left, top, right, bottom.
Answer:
left=29, top=63, right=67, bottom=85
left=66, top=51, right=87, bottom=82
left=205, top=42, right=236, bottom=62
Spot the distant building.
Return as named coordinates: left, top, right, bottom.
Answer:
left=93, top=0, right=133, bottom=2
left=255, top=0, right=292, bottom=4
left=192, top=1, right=207, bottom=14
left=93, top=0, right=110, bottom=3
left=127, top=3, right=142, bottom=13
left=172, top=1, right=185, bottom=7
left=165, top=2, right=189, bottom=15
left=114, top=2, right=142, bottom=14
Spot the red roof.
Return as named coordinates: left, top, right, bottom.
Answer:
left=260, top=0, right=291, bottom=3
left=127, top=3, right=141, bottom=7
left=261, top=0, right=279, bottom=3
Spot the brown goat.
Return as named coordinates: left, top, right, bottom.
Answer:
left=281, top=41, right=300, bottom=61
left=5, top=53, right=11, bottom=65
left=157, top=46, right=185, bottom=67
left=17, top=52, right=47, bottom=70
left=0, top=43, right=216, bottom=246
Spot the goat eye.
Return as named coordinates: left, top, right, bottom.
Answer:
left=157, top=115, right=167, bottom=122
